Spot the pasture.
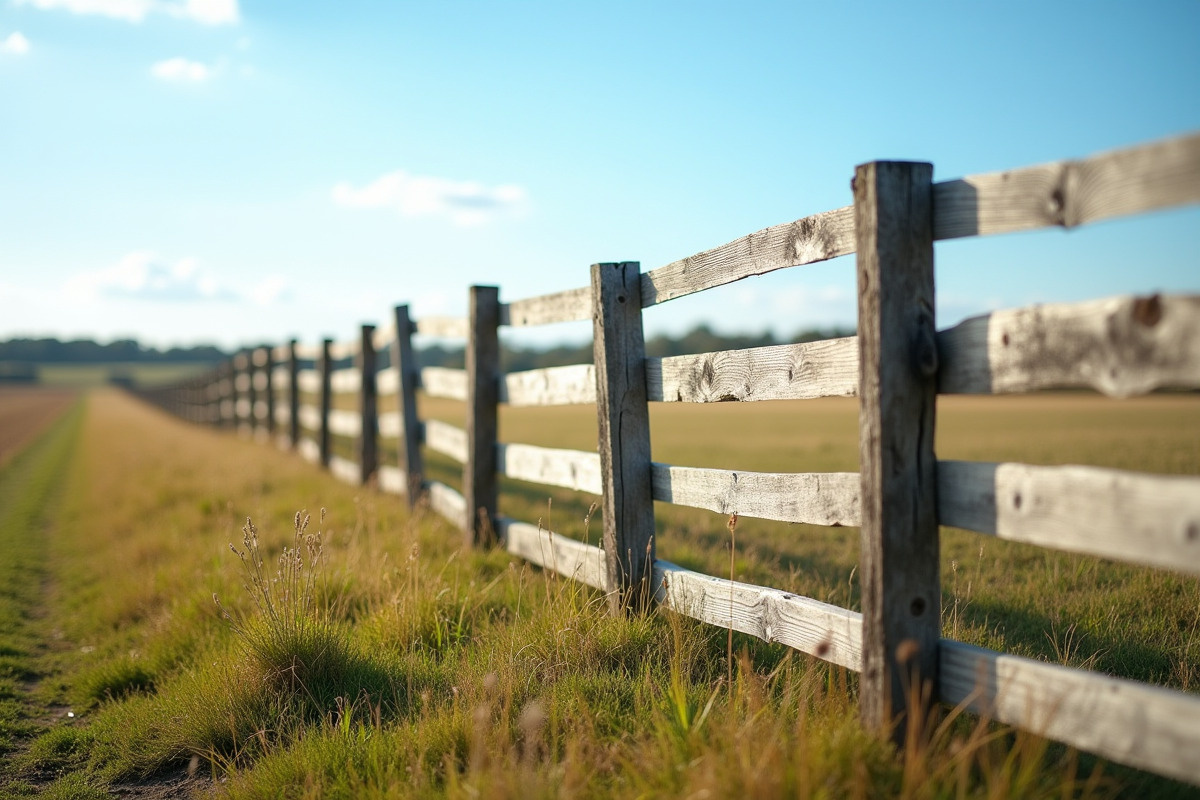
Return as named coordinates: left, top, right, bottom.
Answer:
left=0, top=386, right=1196, bottom=798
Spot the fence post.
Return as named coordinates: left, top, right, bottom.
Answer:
left=463, top=285, right=500, bottom=546
left=591, top=261, right=656, bottom=614
left=247, top=349, right=259, bottom=438
left=854, top=160, right=940, bottom=746
left=392, top=304, right=425, bottom=506
left=232, top=351, right=248, bottom=435
left=263, top=345, right=276, bottom=442
left=288, top=339, right=300, bottom=449
left=319, top=337, right=333, bottom=468
left=358, top=324, right=378, bottom=486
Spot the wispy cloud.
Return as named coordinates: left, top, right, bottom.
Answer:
left=332, top=170, right=528, bottom=227
left=150, top=56, right=211, bottom=82
left=14, top=0, right=237, bottom=25
left=65, top=252, right=289, bottom=306
left=1, top=32, right=31, bottom=55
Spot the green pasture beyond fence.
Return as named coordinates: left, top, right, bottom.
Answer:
left=146, top=133, right=1200, bottom=786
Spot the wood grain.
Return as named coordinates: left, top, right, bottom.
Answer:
left=651, top=465, right=860, bottom=526
left=940, top=639, right=1200, bottom=787
left=934, top=132, right=1200, bottom=240
left=654, top=560, right=863, bottom=671
left=646, top=338, right=858, bottom=403
left=502, top=364, right=596, bottom=406
left=496, top=443, right=603, bottom=494
left=497, top=517, right=607, bottom=590
left=938, top=460, right=1200, bottom=576
left=937, top=294, right=1200, bottom=397
left=464, top=286, right=501, bottom=545
left=641, top=206, right=855, bottom=307
left=501, top=285, right=592, bottom=327
left=855, top=160, right=940, bottom=737
left=592, top=261, right=656, bottom=611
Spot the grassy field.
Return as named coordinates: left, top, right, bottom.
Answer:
left=0, top=388, right=1197, bottom=798
left=3, top=362, right=214, bottom=388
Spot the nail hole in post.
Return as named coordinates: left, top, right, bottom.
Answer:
left=910, top=597, right=926, bottom=617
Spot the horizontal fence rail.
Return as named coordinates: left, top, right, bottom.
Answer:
left=148, top=131, right=1200, bottom=786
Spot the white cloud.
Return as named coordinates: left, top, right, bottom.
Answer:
left=1, top=32, right=31, bottom=55
left=65, top=252, right=294, bottom=308
left=14, top=0, right=237, bottom=25
left=66, top=252, right=236, bottom=303
left=332, top=170, right=529, bottom=227
left=150, top=56, right=211, bottom=82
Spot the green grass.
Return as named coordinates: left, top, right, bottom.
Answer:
left=0, top=389, right=1197, bottom=797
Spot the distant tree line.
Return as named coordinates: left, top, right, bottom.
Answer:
left=2, top=324, right=854, bottom=373
left=0, top=337, right=227, bottom=364
left=420, top=324, right=856, bottom=371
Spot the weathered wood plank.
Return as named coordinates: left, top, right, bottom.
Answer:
left=654, top=560, right=863, bottom=671
left=393, top=305, right=425, bottom=505
left=497, top=517, right=607, bottom=590
left=641, top=206, right=856, bottom=306
left=327, top=409, right=360, bottom=438
left=592, top=261, right=656, bottom=612
left=646, top=338, right=858, bottom=403
left=376, top=366, right=399, bottom=396
left=330, top=367, right=361, bottom=394
left=357, top=324, right=378, bottom=486
left=464, top=286, right=501, bottom=545
left=427, top=481, right=467, bottom=529
left=297, top=437, right=320, bottom=464
left=934, top=132, right=1200, bottom=240
left=377, top=465, right=407, bottom=496
left=500, top=286, right=593, bottom=327
left=377, top=411, right=403, bottom=438
left=938, top=460, right=1200, bottom=576
left=651, top=464, right=860, bottom=526
left=502, top=364, right=596, bottom=406
left=496, top=443, right=603, bottom=494
left=294, top=342, right=321, bottom=361
left=425, top=419, right=468, bottom=464
left=419, top=367, right=469, bottom=401
left=938, top=294, right=1200, bottom=398
left=328, top=339, right=359, bottom=361
left=296, top=369, right=321, bottom=394
left=416, top=316, right=470, bottom=339
left=855, top=161, right=940, bottom=739
left=297, top=404, right=321, bottom=432
left=940, top=640, right=1200, bottom=787
left=372, top=322, right=396, bottom=352
left=329, top=455, right=361, bottom=485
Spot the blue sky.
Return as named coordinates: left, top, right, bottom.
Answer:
left=1, top=1, right=1197, bottom=351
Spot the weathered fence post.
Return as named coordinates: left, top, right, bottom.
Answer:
left=854, top=161, right=940, bottom=745
left=287, top=339, right=300, bottom=449
left=233, top=351, right=248, bottom=435
left=464, top=285, right=500, bottom=546
left=220, top=359, right=234, bottom=429
left=319, top=337, right=333, bottom=468
left=392, top=304, right=425, bottom=506
left=358, top=324, right=378, bottom=486
left=591, top=261, right=656, bottom=614
left=263, top=345, right=275, bottom=441
left=246, top=349, right=259, bottom=438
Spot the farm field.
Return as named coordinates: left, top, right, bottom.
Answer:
left=0, top=388, right=1197, bottom=797
left=0, top=388, right=78, bottom=468
left=3, top=362, right=215, bottom=389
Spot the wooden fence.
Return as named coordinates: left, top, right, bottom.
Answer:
left=146, top=132, right=1200, bottom=786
